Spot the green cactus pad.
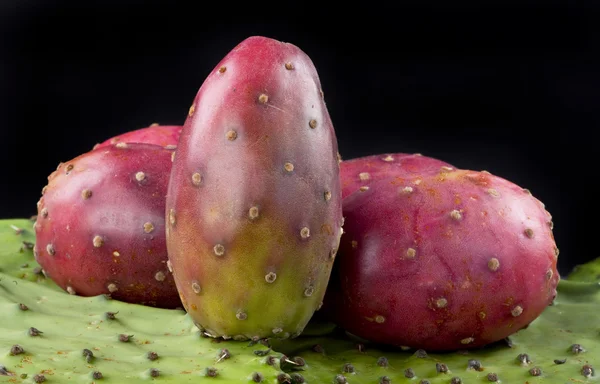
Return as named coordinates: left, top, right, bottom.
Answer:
left=0, top=219, right=61, bottom=292
left=568, top=257, right=600, bottom=282
left=271, top=278, right=600, bottom=383
left=1, top=218, right=598, bottom=383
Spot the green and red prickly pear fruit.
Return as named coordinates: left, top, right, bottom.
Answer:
left=94, top=124, right=182, bottom=149
left=34, top=143, right=181, bottom=309
left=323, top=167, right=559, bottom=351
left=166, top=36, right=343, bottom=340
left=340, top=153, right=455, bottom=198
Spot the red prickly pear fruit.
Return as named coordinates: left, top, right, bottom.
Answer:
left=323, top=168, right=559, bottom=351
left=34, top=143, right=181, bottom=309
left=166, top=36, right=343, bottom=340
left=340, top=153, right=455, bottom=199
left=94, top=124, right=182, bottom=149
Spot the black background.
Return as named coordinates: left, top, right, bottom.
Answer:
left=0, top=2, right=596, bottom=276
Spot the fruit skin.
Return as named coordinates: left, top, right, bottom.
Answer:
left=340, top=153, right=454, bottom=199
left=94, top=124, right=182, bottom=149
left=0, top=219, right=598, bottom=383
left=323, top=168, right=559, bottom=351
left=34, top=143, right=181, bottom=309
left=166, top=36, right=343, bottom=340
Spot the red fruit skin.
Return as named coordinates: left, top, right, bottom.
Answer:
left=94, top=124, right=182, bottom=149
left=34, top=143, right=181, bottom=309
left=166, top=36, right=343, bottom=339
left=340, top=153, right=454, bottom=199
left=323, top=169, right=559, bottom=351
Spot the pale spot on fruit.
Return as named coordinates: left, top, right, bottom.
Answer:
left=405, top=248, right=416, bottom=258
left=546, top=269, right=553, bottom=280
left=93, top=235, right=104, bottom=248
left=81, top=189, right=92, bottom=199
left=359, top=172, right=370, bottom=181
left=165, top=144, right=176, bottom=150
left=324, top=191, right=332, bottom=201
left=213, top=244, right=225, bottom=256
left=135, top=172, right=146, bottom=182
left=171, top=152, right=176, bottom=162
left=113, top=251, right=120, bottom=257
left=300, top=227, right=310, bottom=239
left=382, top=155, right=394, bottom=162
left=511, top=305, right=523, bottom=317
left=41, top=208, right=48, bottom=218
left=169, top=209, right=176, bottom=226
left=284, top=162, right=294, bottom=172
left=65, top=164, right=74, bottom=174
left=66, top=286, right=76, bottom=295
left=116, top=142, right=128, bottom=149
left=375, top=315, right=385, bottom=324
left=226, top=130, right=238, bottom=141
left=265, top=272, right=277, bottom=283
left=167, top=260, right=172, bottom=273
left=236, top=310, right=247, bottom=320
left=487, top=188, right=500, bottom=197
left=155, top=271, right=165, bottom=282
left=400, top=186, right=414, bottom=194
left=440, top=166, right=454, bottom=173
left=479, top=311, right=486, bottom=319
left=248, top=206, right=259, bottom=220
left=143, top=222, right=155, bottom=233
left=304, top=286, right=314, bottom=297
left=359, top=186, right=369, bottom=192
left=450, top=209, right=462, bottom=220
left=192, top=172, right=202, bottom=186
left=192, top=281, right=201, bottom=294
left=461, top=337, right=475, bottom=345
left=107, top=283, right=118, bottom=293
left=329, top=247, right=337, bottom=260
left=488, top=257, right=500, bottom=271
left=435, top=297, right=448, bottom=308
left=188, top=104, right=195, bottom=117
left=413, top=179, right=422, bottom=185
left=258, top=94, right=269, bottom=104
left=46, top=243, right=55, bottom=256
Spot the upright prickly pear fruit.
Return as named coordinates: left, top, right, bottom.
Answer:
left=94, top=124, right=182, bottom=149
left=323, top=167, right=559, bottom=351
left=340, top=153, right=454, bottom=198
left=166, top=36, right=343, bottom=340
left=34, top=143, right=181, bottom=309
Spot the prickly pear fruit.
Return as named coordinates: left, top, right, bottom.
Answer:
left=324, top=168, right=559, bottom=351
left=340, top=153, right=455, bottom=198
left=34, top=143, right=181, bottom=309
left=166, top=36, right=343, bottom=340
left=94, top=124, right=182, bottom=149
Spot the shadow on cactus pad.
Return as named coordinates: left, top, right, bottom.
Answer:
left=0, top=218, right=598, bottom=383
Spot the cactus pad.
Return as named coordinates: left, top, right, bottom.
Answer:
left=0, top=218, right=598, bottom=383
left=569, top=258, right=600, bottom=283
